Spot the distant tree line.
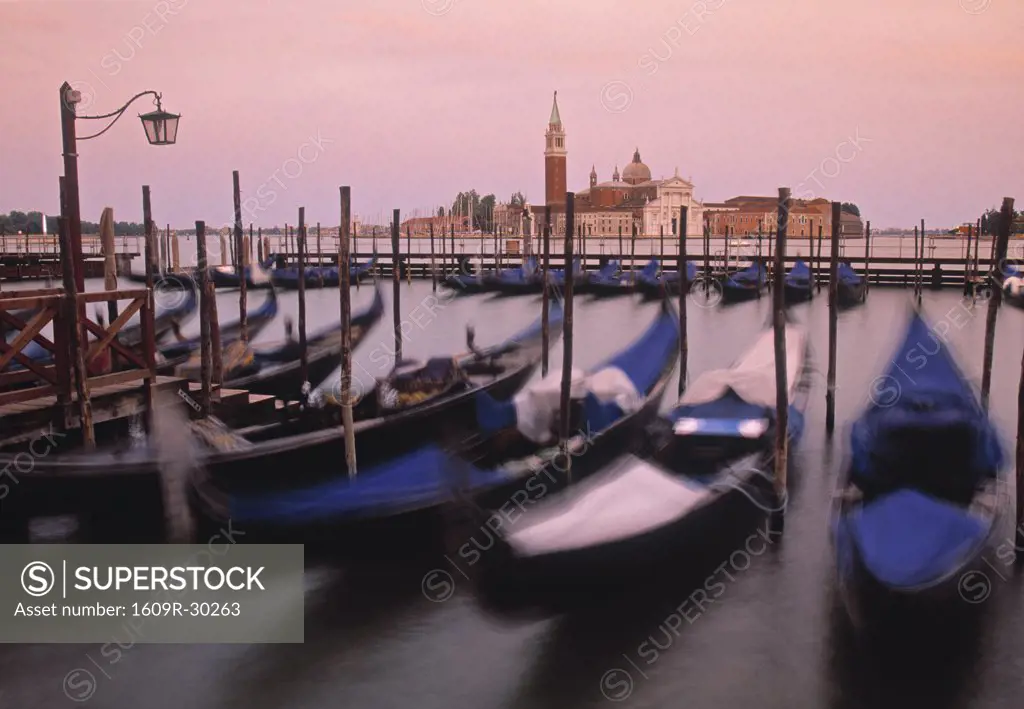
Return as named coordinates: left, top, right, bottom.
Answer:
left=980, top=206, right=1023, bottom=236
left=0, top=210, right=146, bottom=236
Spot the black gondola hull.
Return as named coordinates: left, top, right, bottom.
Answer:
left=475, top=473, right=773, bottom=614
left=783, top=282, right=813, bottom=304
left=832, top=512, right=1001, bottom=636
left=837, top=281, right=867, bottom=308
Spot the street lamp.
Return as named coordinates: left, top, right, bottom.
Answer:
left=59, top=81, right=180, bottom=293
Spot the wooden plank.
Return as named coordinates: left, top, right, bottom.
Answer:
left=0, top=365, right=56, bottom=388
left=86, top=369, right=152, bottom=390
left=79, top=289, right=147, bottom=304
left=85, top=297, right=144, bottom=365
left=0, top=307, right=55, bottom=373
left=0, top=288, right=63, bottom=302
left=0, top=384, right=57, bottom=408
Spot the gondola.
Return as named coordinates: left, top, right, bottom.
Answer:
left=441, top=258, right=502, bottom=295
left=830, top=310, right=1006, bottom=631
left=489, top=257, right=544, bottom=296
left=836, top=262, right=867, bottom=308
left=209, top=256, right=276, bottom=290
left=636, top=259, right=698, bottom=300
left=187, top=302, right=564, bottom=540
left=156, top=287, right=278, bottom=367
left=1002, top=265, right=1023, bottom=310
left=720, top=262, right=767, bottom=303
left=16, top=302, right=565, bottom=545
left=586, top=259, right=642, bottom=298
left=474, top=320, right=810, bottom=613
left=268, top=258, right=376, bottom=290
left=783, top=259, right=813, bottom=304
left=220, top=284, right=384, bottom=398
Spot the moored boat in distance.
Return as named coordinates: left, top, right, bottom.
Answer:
left=720, top=262, right=767, bottom=304
left=783, top=259, right=813, bottom=304
left=636, top=258, right=698, bottom=300
left=836, top=262, right=867, bottom=308
left=830, top=309, right=1007, bottom=633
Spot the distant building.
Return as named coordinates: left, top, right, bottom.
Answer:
left=704, top=196, right=863, bottom=239
left=399, top=215, right=472, bottom=236
left=493, top=202, right=528, bottom=236
left=527, top=93, right=705, bottom=237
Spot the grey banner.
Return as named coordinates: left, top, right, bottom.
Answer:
left=0, top=544, right=304, bottom=643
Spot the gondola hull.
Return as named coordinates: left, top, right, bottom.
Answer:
left=187, top=309, right=564, bottom=543
left=586, top=278, right=634, bottom=298
left=837, top=280, right=867, bottom=308
left=832, top=510, right=1001, bottom=632
left=473, top=322, right=810, bottom=615
left=476, top=458, right=773, bottom=613
left=225, top=286, right=385, bottom=398
left=830, top=311, right=1006, bottom=633
left=783, top=282, right=813, bottom=304
left=720, top=281, right=762, bottom=303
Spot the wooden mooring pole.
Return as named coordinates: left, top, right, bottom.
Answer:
left=406, top=224, right=412, bottom=284
left=339, top=187, right=357, bottom=478
left=542, top=206, right=551, bottom=377
left=816, top=223, right=824, bottom=293
left=141, top=212, right=157, bottom=433
left=864, top=220, right=871, bottom=292
left=559, top=193, right=576, bottom=484
left=101, top=206, right=118, bottom=328
left=826, top=202, right=840, bottom=434
left=678, top=206, right=688, bottom=398
left=771, top=188, right=790, bottom=531
left=392, top=210, right=402, bottom=362
left=430, top=222, right=437, bottom=292
left=659, top=224, right=665, bottom=275
left=196, top=220, right=212, bottom=418
left=705, top=221, right=712, bottom=290
left=964, top=223, right=974, bottom=295
left=1017, top=324, right=1024, bottom=559
left=58, top=216, right=95, bottom=448
left=297, top=208, right=308, bottom=392
left=981, top=197, right=1014, bottom=412
left=232, top=170, right=248, bottom=343
left=767, top=224, right=774, bottom=290
left=630, top=222, right=637, bottom=283
left=919, top=218, right=926, bottom=304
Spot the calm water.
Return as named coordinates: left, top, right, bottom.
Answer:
left=2, top=280, right=1024, bottom=709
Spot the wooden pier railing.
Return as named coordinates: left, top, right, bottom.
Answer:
left=0, top=287, right=156, bottom=433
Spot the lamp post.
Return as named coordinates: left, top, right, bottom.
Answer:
left=59, top=82, right=180, bottom=292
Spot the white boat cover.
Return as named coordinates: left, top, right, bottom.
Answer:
left=1004, top=275, right=1023, bottom=295
left=250, top=264, right=271, bottom=286
left=506, top=455, right=711, bottom=557
left=677, top=325, right=807, bottom=408
left=512, top=367, right=642, bottom=444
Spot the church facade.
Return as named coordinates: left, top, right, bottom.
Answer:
left=519, top=92, right=705, bottom=238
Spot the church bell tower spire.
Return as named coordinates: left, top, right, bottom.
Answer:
left=544, top=91, right=567, bottom=208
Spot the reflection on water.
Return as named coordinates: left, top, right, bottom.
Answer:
left=1, top=282, right=1022, bottom=709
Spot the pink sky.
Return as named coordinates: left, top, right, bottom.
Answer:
left=1, top=0, right=1021, bottom=230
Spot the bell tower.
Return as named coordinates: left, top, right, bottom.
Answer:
left=544, top=91, right=566, bottom=208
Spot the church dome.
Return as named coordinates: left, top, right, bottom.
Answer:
left=621, top=148, right=651, bottom=184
